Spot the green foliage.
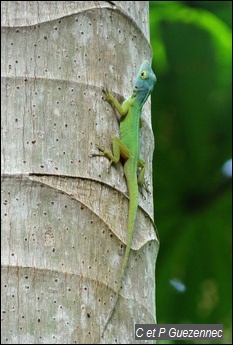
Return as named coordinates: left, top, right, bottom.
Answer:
left=149, top=1, right=232, bottom=343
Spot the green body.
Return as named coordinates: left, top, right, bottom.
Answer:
left=93, top=61, right=156, bottom=336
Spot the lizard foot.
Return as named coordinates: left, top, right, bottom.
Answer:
left=89, top=144, right=105, bottom=157
left=139, top=179, right=151, bottom=198
left=102, top=88, right=114, bottom=103
left=90, top=144, right=113, bottom=172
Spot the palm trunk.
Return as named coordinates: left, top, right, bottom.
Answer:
left=1, top=1, right=159, bottom=343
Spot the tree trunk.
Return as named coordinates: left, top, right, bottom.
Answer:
left=1, top=1, right=159, bottom=344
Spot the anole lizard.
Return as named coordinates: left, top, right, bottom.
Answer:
left=92, top=60, right=156, bottom=336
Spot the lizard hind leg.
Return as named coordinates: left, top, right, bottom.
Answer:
left=94, top=136, right=132, bottom=166
left=137, top=158, right=146, bottom=186
left=138, top=158, right=151, bottom=195
left=94, top=136, right=121, bottom=167
left=91, top=137, right=119, bottom=165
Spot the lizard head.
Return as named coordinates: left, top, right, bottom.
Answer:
left=132, top=60, right=157, bottom=106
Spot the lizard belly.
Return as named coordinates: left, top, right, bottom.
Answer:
left=120, top=107, right=140, bottom=159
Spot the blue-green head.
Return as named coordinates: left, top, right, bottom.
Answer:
left=132, top=60, right=156, bottom=106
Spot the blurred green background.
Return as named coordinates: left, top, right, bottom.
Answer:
left=149, top=1, right=232, bottom=343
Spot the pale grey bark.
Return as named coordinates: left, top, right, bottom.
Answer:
left=1, top=1, right=159, bottom=344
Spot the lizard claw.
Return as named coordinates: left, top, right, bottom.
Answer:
left=90, top=144, right=105, bottom=157
left=102, top=88, right=114, bottom=103
left=90, top=144, right=113, bottom=173
left=95, top=144, right=106, bottom=154
left=139, top=179, right=151, bottom=198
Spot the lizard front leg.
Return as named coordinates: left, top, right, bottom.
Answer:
left=102, top=89, right=129, bottom=117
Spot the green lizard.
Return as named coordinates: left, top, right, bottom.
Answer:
left=92, top=60, right=156, bottom=336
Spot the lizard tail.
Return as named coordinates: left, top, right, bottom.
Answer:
left=101, top=167, right=138, bottom=337
left=120, top=170, right=138, bottom=288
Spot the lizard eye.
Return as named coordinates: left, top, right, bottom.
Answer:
left=140, top=70, right=147, bottom=79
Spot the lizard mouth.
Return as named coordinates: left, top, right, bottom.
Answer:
left=132, top=86, right=151, bottom=105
